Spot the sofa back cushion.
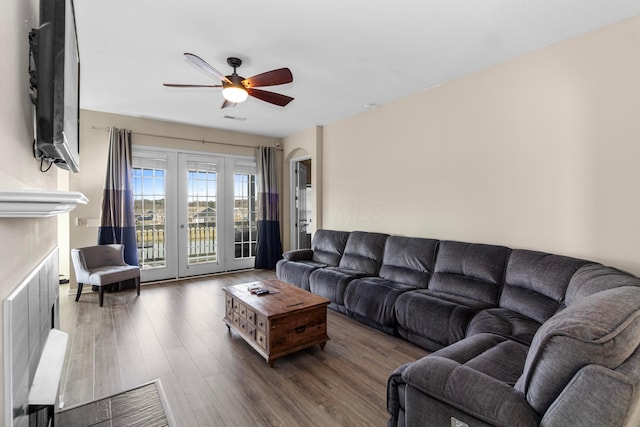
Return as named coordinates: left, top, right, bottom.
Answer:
left=428, top=241, right=510, bottom=305
left=311, top=229, right=350, bottom=266
left=515, top=286, right=640, bottom=416
left=500, top=250, right=590, bottom=324
left=338, top=231, right=389, bottom=275
left=565, top=263, right=640, bottom=306
left=378, top=236, right=439, bottom=288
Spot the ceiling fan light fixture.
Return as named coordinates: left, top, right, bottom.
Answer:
left=222, top=73, right=248, bottom=103
left=222, top=86, right=248, bottom=103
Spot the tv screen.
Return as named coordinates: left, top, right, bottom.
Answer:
left=30, top=0, right=80, bottom=172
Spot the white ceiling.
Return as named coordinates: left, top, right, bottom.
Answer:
left=75, top=0, right=640, bottom=139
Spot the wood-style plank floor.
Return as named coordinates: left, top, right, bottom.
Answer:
left=58, top=270, right=428, bottom=426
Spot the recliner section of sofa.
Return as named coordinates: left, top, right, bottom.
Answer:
left=394, top=240, right=511, bottom=351
left=466, top=249, right=592, bottom=345
left=276, top=229, right=640, bottom=426
left=276, top=229, right=349, bottom=290
left=309, top=231, right=389, bottom=313
left=389, top=332, right=539, bottom=427
left=344, top=236, right=439, bottom=334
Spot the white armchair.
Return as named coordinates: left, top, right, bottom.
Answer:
left=71, top=244, right=140, bottom=307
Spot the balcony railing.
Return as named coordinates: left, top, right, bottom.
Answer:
left=136, top=224, right=256, bottom=269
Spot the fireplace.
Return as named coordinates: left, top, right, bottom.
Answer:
left=3, top=248, right=67, bottom=427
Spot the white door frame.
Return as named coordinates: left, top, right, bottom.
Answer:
left=290, top=155, right=312, bottom=249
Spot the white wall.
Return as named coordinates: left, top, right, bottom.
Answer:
left=0, top=0, right=60, bottom=421
left=320, top=16, right=640, bottom=275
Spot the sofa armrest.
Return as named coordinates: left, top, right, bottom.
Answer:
left=403, top=356, right=539, bottom=427
left=541, top=365, right=636, bottom=427
left=282, top=249, right=314, bottom=261
left=387, top=363, right=411, bottom=425
left=71, top=249, right=90, bottom=283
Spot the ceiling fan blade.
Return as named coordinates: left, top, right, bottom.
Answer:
left=163, top=83, right=222, bottom=88
left=184, top=53, right=232, bottom=84
left=243, top=68, right=293, bottom=88
left=247, top=88, right=294, bottom=107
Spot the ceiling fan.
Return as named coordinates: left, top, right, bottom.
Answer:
left=163, top=53, right=294, bottom=109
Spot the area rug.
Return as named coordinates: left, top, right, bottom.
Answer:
left=56, top=380, right=176, bottom=426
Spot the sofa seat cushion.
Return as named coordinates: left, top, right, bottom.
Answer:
left=516, top=286, right=640, bottom=416
left=418, top=289, right=494, bottom=308
left=87, top=265, right=140, bottom=286
left=275, top=259, right=327, bottom=291
left=309, top=267, right=366, bottom=312
left=467, top=308, right=542, bottom=345
left=402, top=333, right=539, bottom=426
left=395, top=289, right=491, bottom=351
left=344, top=277, right=417, bottom=334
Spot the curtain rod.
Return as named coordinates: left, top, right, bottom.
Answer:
left=90, top=126, right=282, bottom=151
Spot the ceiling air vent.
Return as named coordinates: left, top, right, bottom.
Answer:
left=223, top=115, right=247, bottom=121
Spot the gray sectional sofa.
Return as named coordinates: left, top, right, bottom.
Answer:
left=276, top=229, right=640, bottom=427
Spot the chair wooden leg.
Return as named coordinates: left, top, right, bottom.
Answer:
left=75, top=283, right=83, bottom=302
left=136, top=277, right=140, bottom=296
left=99, top=287, right=105, bottom=307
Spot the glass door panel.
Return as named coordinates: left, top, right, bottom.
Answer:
left=179, top=155, right=225, bottom=276
left=226, top=166, right=257, bottom=271
left=133, top=152, right=177, bottom=282
left=134, top=167, right=166, bottom=268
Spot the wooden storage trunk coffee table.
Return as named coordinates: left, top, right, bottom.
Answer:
left=223, top=279, right=330, bottom=367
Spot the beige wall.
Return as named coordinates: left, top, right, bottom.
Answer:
left=67, top=110, right=280, bottom=286
left=321, top=15, right=640, bottom=275
left=0, top=0, right=59, bottom=421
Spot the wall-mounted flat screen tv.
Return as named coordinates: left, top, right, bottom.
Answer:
left=30, top=0, right=80, bottom=172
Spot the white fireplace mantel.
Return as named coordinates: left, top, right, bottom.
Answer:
left=0, top=190, right=88, bottom=217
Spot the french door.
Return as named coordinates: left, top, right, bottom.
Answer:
left=133, top=148, right=257, bottom=282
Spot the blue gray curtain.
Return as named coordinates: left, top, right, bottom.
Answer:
left=97, top=127, right=138, bottom=266
left=255, top=146, right=283, bottom=269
